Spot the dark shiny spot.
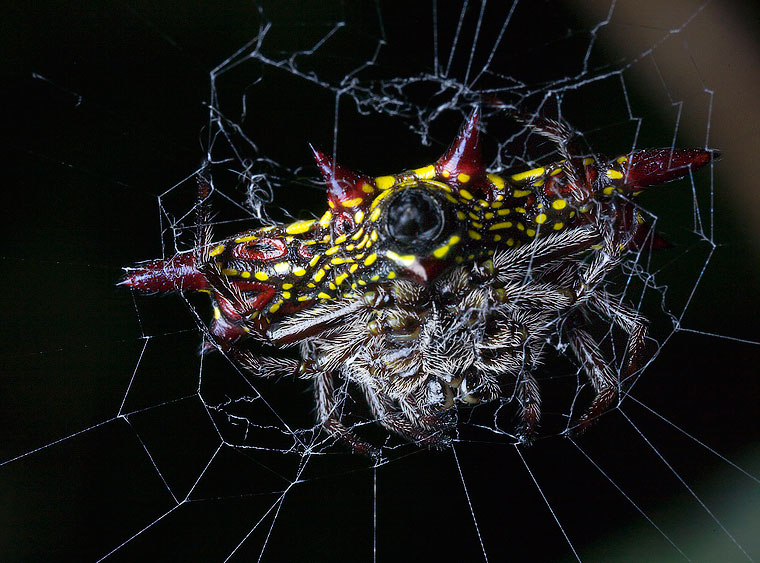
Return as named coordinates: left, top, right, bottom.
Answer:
left=386, top=189, right=445, bottom=250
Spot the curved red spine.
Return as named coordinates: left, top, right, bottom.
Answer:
left=120, top=253, right=207, bottom=293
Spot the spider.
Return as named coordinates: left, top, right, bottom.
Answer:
left=122, top=109, right=716, bottom=458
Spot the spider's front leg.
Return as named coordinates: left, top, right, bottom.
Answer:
left=376, top=412, right=453, bottom=450
left=193, top=175, right=264, bottom=325
left=313, top=370, right=381, bottom=459
left=566, top=293, right=650, bottom=434
left=515, top=369, right=541, bottom=443
left=360, top=381, right=454, bottom=449
left=590, top=293, right=650, bottom=390
left=391, top=395, right=455, bottom=449
left=566, top=323, right=619, bottom=434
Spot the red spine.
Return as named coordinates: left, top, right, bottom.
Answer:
left=120, top=252, right=207, bottom=293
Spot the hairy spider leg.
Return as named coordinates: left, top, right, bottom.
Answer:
left=567, top=325, right=620, bottom=432
left=313, top=370, right=381, bottom=459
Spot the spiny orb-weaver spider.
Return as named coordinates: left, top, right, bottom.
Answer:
left=122, top=109, right=716, bottom=458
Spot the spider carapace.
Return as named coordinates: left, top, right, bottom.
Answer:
left=123, top=109, right=716, bottom=458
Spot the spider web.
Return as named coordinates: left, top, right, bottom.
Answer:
left=3, top=0, right=760, bottom=560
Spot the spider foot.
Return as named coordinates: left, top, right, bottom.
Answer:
left=376, top=411, right=454, bottom=450
left=515, top=370, right=540, bottom=444
left=322, top=418, right=382, bottom=460
left=419, top=431, right=453, bottom=451
left=516, top=419, right=539, bottom=445
left=570, top=387, right=618, bottom=435
left=358, top=443, right=384, bottom=462
left=514, top=399, right=541, bottom=445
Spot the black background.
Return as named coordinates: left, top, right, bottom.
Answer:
left=2, top=1, right=760, bottom=561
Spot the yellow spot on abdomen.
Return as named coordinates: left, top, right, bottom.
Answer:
left=369, top=188, right=394, bottom=210
left=488, top=173, right=505, bottom=191
left=210, top=244, right=225, bottom=257
left=342, top=197, right=363, bottom=208
left=375, top=176, right=395, bottom=190
left=432, top=235, right=460, bottom=259
left=512, top=189, right=531, bottom=198
left=385, top=250, right=416, bottom=266
left=413, top=165, right=435, bottom=179
left=606, top=169, right=623, bottom=180
left=510, top=167, right=544, bottom=182
left=433, top=245, right=450, bottom=258
left=285, top=220, right=315, bottom=235
left=330, top=256, right=354, bottom=265
left=535, top=213, right=547, bottom=224
left=458, top=173, right=471, bottom=183
left=489, top=222, right=512, bottom=230
left=552, top=199, right=567, bottom=210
